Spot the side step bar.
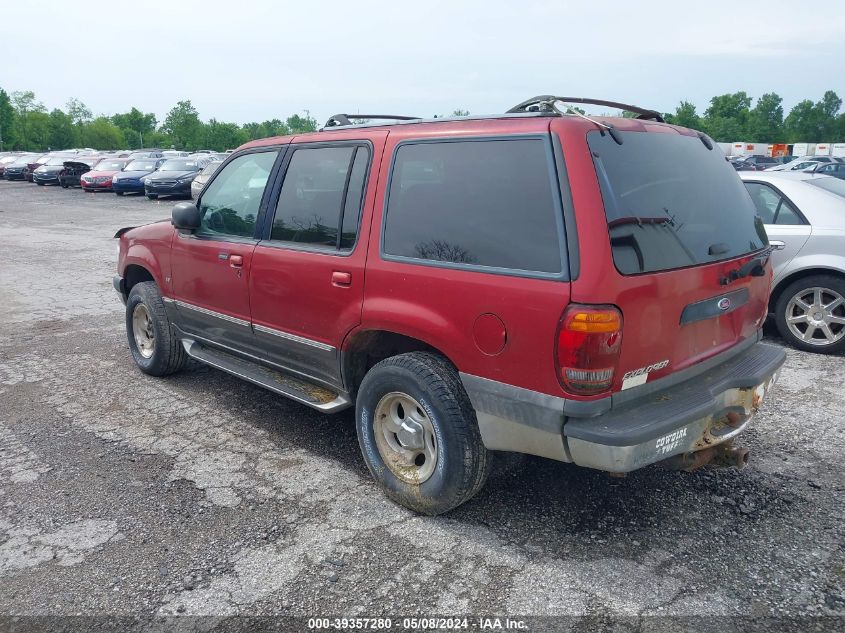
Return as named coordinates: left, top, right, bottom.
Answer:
left=181, top=339, right=351, bottom=413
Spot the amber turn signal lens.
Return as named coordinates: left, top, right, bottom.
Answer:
left=564, top=310, right=622, bottom=333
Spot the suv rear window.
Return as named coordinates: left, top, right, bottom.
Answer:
left=383, top=139, right=564, bottom=275
left=590, top=130, right=767, bottom=275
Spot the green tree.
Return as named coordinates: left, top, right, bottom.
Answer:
left=111, top=107, right=157, bottom=147
left=747, top=93, right=784, bottom=142
left=285, top=112, right=318, bottom=134
left=816, top=90, right=842, bottom=139
left=27, top=111, right=51, bottom=151
left=163, top=100, right=202, bottom=149
left=48, top=109, right=77, bottom=149
left=205, top=119, right=247, bottom=150
left=11, top=90, right=46, bottom=149
left=66, top=98, right=92, bottom=125
left=668, top=101, right=702, bottom=130
left=702, top=92, right=752, bottom=141
left=784, top=99, right=821, bottom=142
left=81, top=117, right=126, bottom=149
left=0, top=88, right=16, bottom=151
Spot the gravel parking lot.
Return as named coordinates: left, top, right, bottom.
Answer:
left=0, top=181, right=843, bottom=629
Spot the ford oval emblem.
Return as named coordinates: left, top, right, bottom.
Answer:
left=717, top=297, right=732, bottom=311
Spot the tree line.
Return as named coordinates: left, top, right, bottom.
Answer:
left=1, top=87, right=842, bottom=153
left=0, top=89, right=320, bottom=152
left=658, top=90, right=843, bottom=143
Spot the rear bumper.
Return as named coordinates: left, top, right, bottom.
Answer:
left=460, top=338, right=786, bottom=472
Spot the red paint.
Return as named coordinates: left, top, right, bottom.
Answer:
left=118, top=115, right=772, bottom=402
left=473, top=313, right=507, bottom=356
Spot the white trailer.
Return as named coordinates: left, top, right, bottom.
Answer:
left=813, top=143, right=833, bottom=157
left=730, top=142, right=768, bottom=156
left=832, top=143, right=845, bottom=158
left=716, top=142, right=732, bottom=155
left=792, top=143, right=813, bottom=157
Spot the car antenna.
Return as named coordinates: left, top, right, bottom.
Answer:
left=543, top=99, right=624, bottom=145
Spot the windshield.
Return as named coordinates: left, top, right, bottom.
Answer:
left=589, top=130, right=767, bottom=275
left=125, top=160, right=157, bottom=171
left=160, top=159, right=197, bottom=171
left=12, top=156, right=36, bottom=165
left=807, top=177, right=845, bottom=199
left=94, top=160, right=127, bottom=171
left=47, top=156, right=69, bottom=165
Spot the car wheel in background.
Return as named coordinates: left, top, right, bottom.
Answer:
left=116, top=191, right=124, bottom=196
left=146, top=193, right=158, bottom=200
left=775, top=275, right=845, bottom=354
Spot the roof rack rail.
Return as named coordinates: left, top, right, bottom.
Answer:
left=324, top=114, right=422, bottom=128
left=506, top=96, right=665, bottom=123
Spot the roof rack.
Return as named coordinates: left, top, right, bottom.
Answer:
left=324, top=114, right=422, bottom=128
left=506, top=96, right=665, bottom=123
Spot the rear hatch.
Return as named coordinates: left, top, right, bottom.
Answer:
left=562, top=121, right=771, bottom=395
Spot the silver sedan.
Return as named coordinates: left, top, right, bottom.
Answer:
left=740, top=172, right=845, bottom=354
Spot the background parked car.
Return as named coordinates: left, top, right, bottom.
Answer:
left=740, top=171, right=845, bottom=353
left=60, top=157, right=100, bottom=188
left=112, top=157, right=166, bottom=195
left=33, top=155, right=77, bottom=185
left=190, top=159, right=222, bottom=198
left=24, top=154, right=51, bottom=182
left=3, top=154, right=40, bottom=180
left=732, top=155, right=779, bottom=171
left=128, top=150, right=164, bottom=159
left=144, top=157, right=210, bottom=199
left=0, top=154, right=22, bottom=178
left=80, top=158, right=131, bottom=192
left=812, top=162, right=845, bottom=180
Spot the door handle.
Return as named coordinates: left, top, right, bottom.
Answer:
left=229, top=254, right=244, bottom=268
left=332, top=271, right=352, bottom=287
left=770, top=240, right=786, bottom=250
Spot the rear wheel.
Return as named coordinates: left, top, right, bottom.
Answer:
left=115, top=191, right=124, bottom=196
left=775, top=275, right=845, bottom=354
left=147, top=193, right=158, bottom=200
left=125, top=281, right=187, bottom=376
left=355, top=352, right=490, bottom=515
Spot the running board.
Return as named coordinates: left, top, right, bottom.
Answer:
left=181, top=339, right=351, bottom=413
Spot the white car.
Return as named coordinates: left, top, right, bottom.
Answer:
left=739, top=172, right=845, bottom=353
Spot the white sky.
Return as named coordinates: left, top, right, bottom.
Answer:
left=1, top=0, right=842, bottom=125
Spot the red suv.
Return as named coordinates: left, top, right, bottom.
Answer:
left=114, top=97, right=785, bottom=514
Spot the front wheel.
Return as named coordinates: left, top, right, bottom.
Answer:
left=775, top=275, right=845, bottom=354
left=115, top=191, right=124, bottom=196
left=355, top=352, right=490, bottom=515
left=125, top=281, right=187, bottom=376
left=146, top=193, right=158, bottom=200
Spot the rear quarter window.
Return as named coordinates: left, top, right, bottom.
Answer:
left=590, top=130, right=768, bottom=275
left=382, top=138, right=566, bottom=276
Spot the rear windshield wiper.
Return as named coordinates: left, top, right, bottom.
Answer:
left=607, top=216, right=674, bottom=229
left=719, top=252, right=770, bottom=285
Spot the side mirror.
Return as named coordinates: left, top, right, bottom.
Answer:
left=172, top=202, right=201, bottom=231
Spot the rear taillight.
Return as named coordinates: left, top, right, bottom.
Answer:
left=556, top=304, right=623, bottom=396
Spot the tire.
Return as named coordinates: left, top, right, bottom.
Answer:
left=36, top=182, right=44, bottom=186
left=125, top=281, right=187, bottom=376
left=116, top=191, right=124, bottom=196
left=355, top=352, right=490, bottom=515
left=61, top=183, right=68, bottom=189
left=147, top=193, right=158, bottom=200
left=775, top=274, right=845, bottom=354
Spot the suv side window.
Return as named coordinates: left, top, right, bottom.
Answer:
left=382, top=139, right=563, bottom=275
left=270, top=145, right=369, bottom=251
left=745, top=182, right=803, bottom=225
left=197, top=150, right=278, bottom=239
